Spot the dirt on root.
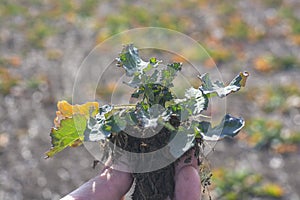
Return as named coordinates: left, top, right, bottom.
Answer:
left=108, top=115, right=203, bottom=200
left=109, top=116, right=176, bottom=200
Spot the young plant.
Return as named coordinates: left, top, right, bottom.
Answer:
left=45, top=44, right=248, bottom=199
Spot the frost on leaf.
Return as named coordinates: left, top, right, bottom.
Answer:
left=46, top=45, right=249, bottom=159
left=116, top=44, right=161, bottom=89
left=199, top=72, right=249, bottom=98
left=197, top=114, right=245, bottom=141
left=171, top=87, right=208, bottom=121
left=84, top=105, right=114, bottom=142
left=184, top=88, right=208, bottom=115
left=169, top=124, right=195, bottom=158
left=136, top=103, right=171, bottom=128
left=116, top=44, right=149, bottom=77
left=45, top=101, right=99, bottom=158
left=116, top=44, right=182, bottom=93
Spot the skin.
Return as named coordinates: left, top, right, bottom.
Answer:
left=174, top=150, right=202, bottom=200
left=61, top=150, right=201, bottom=200
left=61, top=167, right=133, bottom=200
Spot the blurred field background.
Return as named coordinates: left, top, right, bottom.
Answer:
left=0, top=0, right=300, bottom=199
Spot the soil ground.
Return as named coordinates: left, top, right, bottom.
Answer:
left=0, top=0, right=299, bottom=199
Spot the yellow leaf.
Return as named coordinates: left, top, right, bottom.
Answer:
left=54, top=101, right=99, bottom=127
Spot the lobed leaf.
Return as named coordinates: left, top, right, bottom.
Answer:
left=171, top=87, right=208, bottom=121
left=45, top=115, right=87, bottom=158
left=116, top=44, right=149, bottom=77
left=84, top=105, right=114, bottom=142
left=199, top=72, right=249, bottom=98
left=84, top=105, right=137, bottom=142
left=136, top=103, right=171, bottom=128
left=160, top=62, right=182, bottom=87
left=45, top=101, right=99, bottom=158
left=117, top=45, right=160, bottom=89
left=54, top=101, right=99, bottom=127
left=197, top=114, right=245, bottom=141
left=169, top=124, right=195, bottom=158
left=46, top=45, right=249, bottom=158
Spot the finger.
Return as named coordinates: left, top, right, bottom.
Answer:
left=173, top=148, right=202, bottom=200
left=61, top=168, right=133, bottom=200
left=174, top=166, right=202, bottom=200
left=175, top=149, right=198, bottom=173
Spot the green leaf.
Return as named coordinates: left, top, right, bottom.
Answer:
left=168, top=62, right=182, bottom=71
left=84, top=105, right=114, bottom=142
left=184, top=88, right=208, bottom=115
left=131, top=87, right=145, bottom=98
left=135, top=103, right=171, bottom=128
left=45, top=115, right=87, bottom=158
left=116, top=44, right=148, bottom=77
left=172, top=88, right=208, bottom=121
left=124, top=73, right=143, bottom=88
left=197, top=114, right=245, bottom=141
left=169, top=124, right=195, bottom=158
left=160, top=62, right=182, bottom=87
left=149, top=57, right=157, bottom=65
left=84, top=104, right=139, bottom=142
left=45, top=101, right=99, bottom=158
left=199, top=72, right=249, bottom=98
left=46, top=45, right=248, bottom=161
left=143, top=84, right=173, bottom=106
left=117, top=45, right=161, bottom=89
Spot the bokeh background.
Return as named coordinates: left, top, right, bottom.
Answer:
left=0, top=0, right=300, bottom=199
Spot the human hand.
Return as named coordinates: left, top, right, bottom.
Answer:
left=61, top=166, right=133, bottom=200
left=61, top=150, right=201, bottom=200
